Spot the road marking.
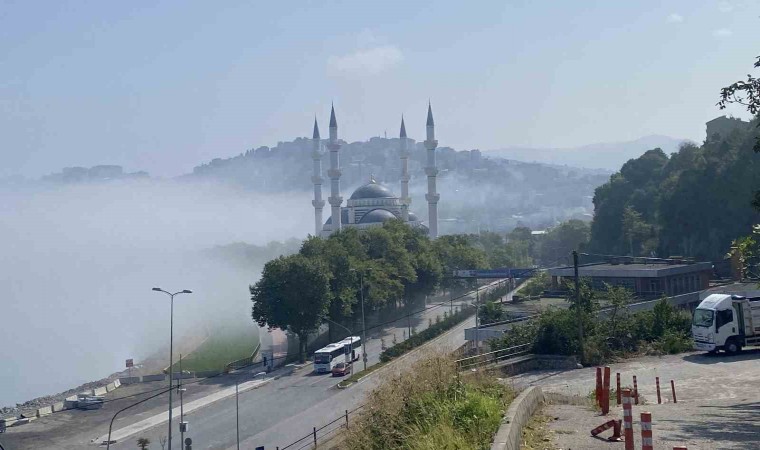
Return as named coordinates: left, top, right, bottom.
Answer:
left=96, top=378, right=272, bottom=445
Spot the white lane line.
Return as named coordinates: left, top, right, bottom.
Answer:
left=97, top=378, right=272, bottom=445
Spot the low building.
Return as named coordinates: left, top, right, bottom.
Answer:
left=548, top=260, right=713, bottom=297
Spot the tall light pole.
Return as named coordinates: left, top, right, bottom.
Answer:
left=152, top=287, right=192, bottom=450
left=350, top=268, right=370, bottom=371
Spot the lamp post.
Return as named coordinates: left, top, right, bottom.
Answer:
left=152, top=287, right=192, bottom=450
left=350, top=268, right=370, bottom=371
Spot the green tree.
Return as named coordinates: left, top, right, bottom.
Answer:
left=137, top=437, right=150, bottom=450
left=719, top=54, right=760, bottom=153
left=433, top=235, right=489, bottom=292
left=478, top=301, right=505, bottom=325
left=621, top=206, right=651, bottom=256
left=251, top=254, right=331, bottom=362
left=537, top=220, right=590, bottom=265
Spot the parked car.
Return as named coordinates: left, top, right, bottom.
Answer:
left=331, top=362, right=351, bottom=377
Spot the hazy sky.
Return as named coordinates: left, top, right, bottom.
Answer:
left=1, top=0, right=757, bottom=178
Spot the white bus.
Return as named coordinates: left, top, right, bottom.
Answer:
left=313, top=336, right=362, bottom=373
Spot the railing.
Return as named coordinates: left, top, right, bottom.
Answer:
left=455, top=343, right=533, bottom=371
left=278, top=404, right=366, bottom=450
left=225, top=341, right=262, bottom=372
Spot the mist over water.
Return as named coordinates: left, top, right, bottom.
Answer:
left=0, top=179, right=311, bottom=406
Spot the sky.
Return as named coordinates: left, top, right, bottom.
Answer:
left=0, top=0, right=758, bottom=178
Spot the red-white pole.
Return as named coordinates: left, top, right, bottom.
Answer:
left=641, top=412, right=653, bottom=450
left=596, top=367, right=603, bottom=407
left=602, top=366, right=611, bottom=414
left=622, top=389, right=634, bottom=450
left=633, top=375, right=639, bottom=405
left=616, top=373, right=622, bottom=405
left=671, top=380, right=677, bottom=403
left=656, top=377, right=662, bottom=404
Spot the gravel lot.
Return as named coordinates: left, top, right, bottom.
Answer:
left=511, top=349, right=760, bottom=450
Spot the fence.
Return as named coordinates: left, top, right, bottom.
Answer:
left=225, top=341, right=263, bottom=372
left=278, top=404, right=366, bottom=450
left=454, top=343, right=533, bottom=370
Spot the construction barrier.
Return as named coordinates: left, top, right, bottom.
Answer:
left=641, top=412, right=653, bottom=450
left=608, top=419, right=623, bottom=442
left=602, top=366, right=611, bottom=415
left=590, top=419, right=616, bottom=437
left=616, top=372, right=621, bottom=405
left=622, top=389, right=634, bottom=450
left=671, top=380, right=677, bottom=403
left=656, top=377, right=662, bottom=404
left=595, top=367, right=603, bottom=408
left=673, top=447, right=688, bottom=450
left=633, top=375, right=639, bottom=405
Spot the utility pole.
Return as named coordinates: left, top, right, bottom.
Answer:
left=359, top=271, right=368, bottom=372
left=178, top=354, right=186, bottom=447
left=475, top=279, right=480, bottom=355
left=573, top=251, right=584, bottom=358
left=235, top=380, right=240, bottom=450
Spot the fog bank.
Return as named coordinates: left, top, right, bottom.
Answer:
left=0, top=179, right=311, bottom=406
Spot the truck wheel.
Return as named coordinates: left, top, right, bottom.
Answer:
left=725, top=339, right=741, bottom=355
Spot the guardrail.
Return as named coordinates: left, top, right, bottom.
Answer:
left=455, top=343, right=533, bottom=371
left=225, top=341, right=262, bottom=373
left=279, top=404, right=366, bottom=450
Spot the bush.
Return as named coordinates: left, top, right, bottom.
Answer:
left=344, top=355, right=513, bottom=450
left=521, top=271, right=550, bottom=297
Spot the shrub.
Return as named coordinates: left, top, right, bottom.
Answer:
left=380, top=306, right=475, bottom=362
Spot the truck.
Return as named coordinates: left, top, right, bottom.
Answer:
left=692, top=294, right=760, bottom=354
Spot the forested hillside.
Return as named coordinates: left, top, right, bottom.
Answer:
left=589, top=117, right=760, bottom=261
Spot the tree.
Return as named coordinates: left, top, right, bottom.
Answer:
left=537, top=220, right=590, bottom=265
left=621, top=206, right=650, bottom=256
left=251, top=254, right=331, bottom=362
left=478, top=301, right=505, bottom=325
left=719, top=55, right=760, bottom=152
left=158, top=435, right=167, bottom=450
left=137, top=437, right=150, bottom=450
left=433, top=235, right=489, bottom=292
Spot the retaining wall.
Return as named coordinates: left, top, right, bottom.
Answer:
left=142, top=374, right=166, bottom=382
left=35, top=406, right=53, bottom=417
left=118, top=376, right=140, bottom=385
left=491, top=386, right=545, bottom=450
left=488, top=354, right=579, bottom=377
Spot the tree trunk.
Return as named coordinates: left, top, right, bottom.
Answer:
left=298, top=333, right=307, bottom=363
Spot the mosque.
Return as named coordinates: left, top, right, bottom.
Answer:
left=310, top=104, right=440, bottom=238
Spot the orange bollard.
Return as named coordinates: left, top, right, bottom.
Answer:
left=602, top=366, right=611, bottom=414
left=595, top=367, right=602, bottom=407
left=656, top=377, right=662, bottom=404
left=622, top=389, right=634, bottom=450
left=590, top=419, right=616, bottom=436
left=633, top=375, right=639, bottom=405
left=641, top=412, right=653, bottom=450
left=671, top=380, right=677, bottom=403
left=616, top=372, right=621, bottom=405
left=608, top=419, right=623, bottom=442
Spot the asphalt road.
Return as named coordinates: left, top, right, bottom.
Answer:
left=104, top=285, right=497, bottom=450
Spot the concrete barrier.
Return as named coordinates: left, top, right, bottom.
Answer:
left=93, top=386, right=108, bottom=396
left=51, top=401, right=67, bottom=413
left=488, top=354, right=579, bottom=377
left=195, top=370, right=222, bottom=378
left=119, top=376, right=141, bottom=385
left=491, top=386, right=545, bottom=450
left=142, top=374, right=166, bottom=382
left=172, top=372, right=194, bottom=380
left=36, top=406, right=53, bottom=417
left=1, top=417, right=17, bottom=430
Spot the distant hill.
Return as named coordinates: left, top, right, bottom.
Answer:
left=486, top=135, right=690, bottom=171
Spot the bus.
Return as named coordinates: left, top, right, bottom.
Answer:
left=313, top=336, right=362, bottom=373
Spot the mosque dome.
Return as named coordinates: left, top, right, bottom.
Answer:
left=349, top=181, right=395, bottom=200
left=358, top=208, right=397, bottom=224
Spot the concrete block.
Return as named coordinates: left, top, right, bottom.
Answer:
left=106, top=382, right=117, bottom=392
left=119, top=376, right=140, bottom=385
left=93, top=387, right=108, bottom=396
left=194, top=370, right=222, bottom=378
left=1, top=417, right=17, bottom=429
left=36, top=406, right=53, bottom=417
left=52, top=401, right=67, bottom=412
left=141, top=374, right=166, bottom=382
left=113, top=379, right=121, bottom=388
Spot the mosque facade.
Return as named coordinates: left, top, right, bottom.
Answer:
left=310, top=104, right=440, bottom=238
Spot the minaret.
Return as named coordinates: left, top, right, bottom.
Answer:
left=311, top=118, right=325, bottom=235
left=399, top=116, right=411, bottom=222
left=424, top=102, right=440, bottom=238
left=327, top=104, right=343, bottom=234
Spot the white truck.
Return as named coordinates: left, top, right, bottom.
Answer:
left=692, top=294, right=760, bottom=354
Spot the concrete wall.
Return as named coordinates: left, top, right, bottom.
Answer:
left=142, top=374, right=166, bottom=382
left=118, top=376, right=140, bottom=384
left=488, top=355, right=579, bottom=377
left=491, top=386, right=545, bottom=450
left=35, top=406, right=53, bottom=417
left=93, top=386, right=108, bottom=396
left=195, top=370, right=223, bottom=378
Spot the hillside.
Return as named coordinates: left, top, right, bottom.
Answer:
left=487, top=135, right=687, bottom=171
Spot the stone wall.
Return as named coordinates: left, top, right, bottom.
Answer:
left=490, top=386, right=545, bottom=450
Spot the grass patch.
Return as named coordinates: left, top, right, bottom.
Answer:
left=170, top=324, right=260, bottom=372
left=343, top=354, right=514, bottom=449
left=521, top=410, right=557, bottom=450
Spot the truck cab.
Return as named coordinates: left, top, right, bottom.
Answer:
left=692, top=294, right=760, bottom=354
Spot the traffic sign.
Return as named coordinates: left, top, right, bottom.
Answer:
left=125, top=359, right=133, bottom=368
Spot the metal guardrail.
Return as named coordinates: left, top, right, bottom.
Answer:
left=278, top=404, right=366, bottom=450
left=225, top=341, right=262, bottom=372
left=455, top=343, right=533, bottom=371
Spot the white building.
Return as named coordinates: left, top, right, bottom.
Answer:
left=311, top=105, right=439, bottom=238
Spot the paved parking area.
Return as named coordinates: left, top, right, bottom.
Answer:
left=512, top=350, right=760, bottom=449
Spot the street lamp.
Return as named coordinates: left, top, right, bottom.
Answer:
left=350, top=268, right=370, bottom=371
left=152, top=287, right=192, bottom=450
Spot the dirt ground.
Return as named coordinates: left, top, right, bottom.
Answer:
left=510, top=349, right=760, bottom=450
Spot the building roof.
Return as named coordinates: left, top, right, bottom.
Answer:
left=408, top=212, right=419, bottom=221
left=358, top=208, right=397, bottom=224
left=400, top=116, right=407, bottom=138
left=426, top=102, right=434, bottom=127
left=548, top=261, right=713, bottom=278
left=329, top=104, right=337, bottom=128
left=349, top=181, right=396, bottom=200
left=312, top=118, right=320, bottom=139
